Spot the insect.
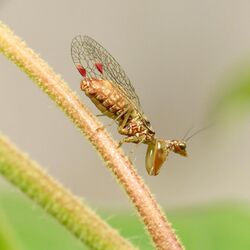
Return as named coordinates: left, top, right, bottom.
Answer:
left=71, top=35, right=187, bottom=176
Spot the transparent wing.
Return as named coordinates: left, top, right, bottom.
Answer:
left=71, top=35, right=143, bottom=113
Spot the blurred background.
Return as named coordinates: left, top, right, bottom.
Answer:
left=1, top=1, right=250, bottom=249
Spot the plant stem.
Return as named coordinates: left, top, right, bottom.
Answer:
left=0, top=21, right=184, bottom=250
left=0, top=134, right=137, bottom=250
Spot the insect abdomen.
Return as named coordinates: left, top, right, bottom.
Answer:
left=80, top=78, right=129, bottom=120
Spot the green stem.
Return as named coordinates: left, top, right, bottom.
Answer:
left=0, top=21, right=184, bottom=250
left=0, top=134, right=136, bottom=250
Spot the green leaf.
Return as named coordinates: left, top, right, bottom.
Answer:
left=211, top=64, right=250, bottom=124
left=0, top=203, right=23, bottom=250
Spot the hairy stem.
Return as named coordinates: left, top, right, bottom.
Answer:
left=0, top=21, right=184, bottom=250
left=0, top=134, right=137, bottom=250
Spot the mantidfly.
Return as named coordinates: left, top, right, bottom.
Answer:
left=71, top=35, right=188, bottom=175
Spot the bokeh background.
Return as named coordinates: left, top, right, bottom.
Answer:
left=1, top=1, right=250, bottom=250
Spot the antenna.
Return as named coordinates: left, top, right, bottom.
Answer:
left=185, top=123, right=213, bottom=142
left=182, top=124, right=194, bottom=141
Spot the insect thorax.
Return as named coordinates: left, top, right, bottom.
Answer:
left=120, top=115, right=155, bottom=143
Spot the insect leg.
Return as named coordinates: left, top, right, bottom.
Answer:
left=96, top=107, right=131, bottom=134
left=118, top=136, right=137, bottom=148
left=118, top=134, right=147, bottom=147
left=116, top=107, right=132, bottom=128
left=105, top=107, right=131, bottom=128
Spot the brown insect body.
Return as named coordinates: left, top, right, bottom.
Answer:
left=81, top=78, right=155, bottom=145
left=71, top=35, right=188, bottom=176
left=80, top=78, right=125, bottom=120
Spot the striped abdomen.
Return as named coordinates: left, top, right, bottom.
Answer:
left=80, top=78, right=131, bottom=122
